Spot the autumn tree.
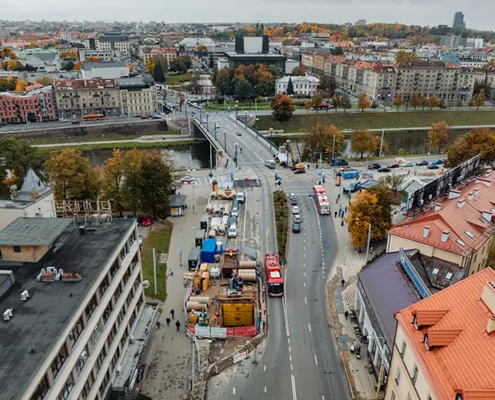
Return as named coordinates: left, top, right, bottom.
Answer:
left=468, top=97, right=475, bottom=109
left=197, top=45, right=208, bottom=52
left=456, top=98, right=463, bottom=109
left=367, top=183, right=393, bottom=230
left=302, top=123, right=344, bottom=161
left=127, top=63, right=133, bottom=73
left=27, top=42, right=38, bottom=49
left=427, top=95, right=440, bottom=110
left=286, top=76, right=294, bottom=96
left=379, top=173, right=406, bottom=194
left=419, top=94, right=427, bottom=110
left=304, top=100, right=311, bottom=113
left=6, top=60, right=23, bottom=71
left=73, top=60, right=82, bottom=71
left=395, top=50, right=419, bottom=65
left=331, top=93, right=341, bottom=111
left=291, top=62, right=306, bottom=76
left=340, top=93, right=352, bottom=112
left=1, top=47, right=17, bottom=59
left=347, top=191, right=391, bottom=251
left=146, top=58, right=154, bottom=75
left=0, top=137, right=42, bottom=187
left=409, top=92, right=420, bottom=110
left=14, top=79, right=26, bottom=93
left=36, top=76, right=53, bottom=86
left=445, top=128, right=495, bottom=168
left=121, top=149, right=144, bottom=214
left=271, top=93, right=295, bottom=121
left=427, top=121, right=452, bottom=154
left=393, top=93, right=404, bottom=110
left=45, top=149, right=99, bottom=200
left=318, top=75, right=336, bottom=97
left=474, top=89, right=485, bottom=109
left=101, top=149, right=125, bottom=216
left=372, top=134, right=389, bottom=156
left=351, top=127, right=375, bottom=158
left=358, top=92, right=371, bottom=112
left=311, top=92, right=323, bottom=111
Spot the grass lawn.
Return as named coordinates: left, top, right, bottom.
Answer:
left=254, top=110, right=495, bottom=132
left=140, top=220, right=173, bottom=301
left=31, top=131, right=181, bottom=145
left=204, top=100, right=305, bottom=112
left=166, top=73, right=192, bottom=84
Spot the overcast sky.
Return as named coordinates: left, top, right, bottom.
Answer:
left=1, top=0, right=493, bottom=31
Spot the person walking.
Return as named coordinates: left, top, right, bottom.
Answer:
left=175, top=320, right=181, bottom=332
left=345, top=310, right=349, bottom=320
left=156, top=320, right=161, bottom=329
left=334, top=211, right=338, bottom=218
left=166, top=317, right=171, bottom=327
left=341, top=279, right=345, bottom=287
left=170, top=309, right=175, bottom=320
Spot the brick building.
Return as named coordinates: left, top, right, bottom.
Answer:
left=0, top=85, right=56, bottom=124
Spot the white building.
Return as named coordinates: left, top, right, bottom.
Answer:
left=96, top=33, right=130, bottom=55
left=117, top=76, right=159, bottom=117
left=78, top=49, right=121, bottom=62
left=276, top=76, right=320, bottom=96
left=0, top=168, right=56, bottom=231
left=80, top=61, right=129, bottom=80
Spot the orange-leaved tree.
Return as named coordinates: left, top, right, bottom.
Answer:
left=271, top=93, right=295, bottom=121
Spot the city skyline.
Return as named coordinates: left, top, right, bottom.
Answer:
left=0, top=0, right=494, bottom=32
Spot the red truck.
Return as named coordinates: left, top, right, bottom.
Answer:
left=264, top=254, right=284, bottom=297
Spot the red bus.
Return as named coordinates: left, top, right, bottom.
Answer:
left=264, top=254, right=284, bottom=297
left=82, top=113, right=105, bottom=122
left=313, top=186, right=330, bottom=215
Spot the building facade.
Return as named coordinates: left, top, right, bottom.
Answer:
left=78, top=49, right=121, bottom=62
left=80, top=62, right=129, bottom=80
left=142, top=47, right=177, bottom=64
left=95, top=33, right=130, bottom=55
left=54, top=78, right=121, bottom=119
left=452, top=11, right=465, bottom=31
left=275, top=75, right=320, bottom=96
left=0, top=85, right=56, bottom=124
left=117, top=76, right=158, bottom=117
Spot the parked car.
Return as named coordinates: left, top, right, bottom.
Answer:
left=141, top=215, right=153, bottom=227
left=228, top=224, right=237, bottom=238
left=378, top=167, right=391, bottom=172
left=236, top=192, right=245, bottom=203
left=181, top=176, right=195, bottom=184
left=140, top=115, right=149, bottom=119
left=232, top=207, right=239, bottom=217
left=293, top=214, right=302, bottom=224
left=387, top=163, right=400, bottom=168
left=403, top=162, right=415, bottom=167
left=427, top=163, right=440, bottom=169
left=343, top=182, right=361, bottom=194
left=432, top=159, right=444, bottom=165
left=289, top=193, right=297, bottom=203
left=292, top=206, right=300, bottom=214
left=415, top=160, right=429, bottom=166
left=292, top=223, right=301, bottom=233
left=367, top=163, right=381, bottom=170
left=236, top=131, right=242, bottom=136
left=328, top=158, right=349, bottom=166
left=58, top=118, right=67, bottom=122
left=138, top=234, right=144, bottom=246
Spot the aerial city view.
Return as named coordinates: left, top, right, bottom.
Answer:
left=1, top=3, right=495, bottom=400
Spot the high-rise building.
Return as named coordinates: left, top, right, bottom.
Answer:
left=453, top=11, right=466, bottom=31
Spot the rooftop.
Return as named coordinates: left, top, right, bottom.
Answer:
left=13, top=168, right=52, bottom=202
left=225, top=52, right=286, bottom=60
left=0, top=219, right=135, bottom=400
left=0, top=217, right=72, bottom=246
left=79, top=61, right=127, bottom=71
left=396, top=268, right=495, bottom=399
left=98, top=33, right=129, bottom=42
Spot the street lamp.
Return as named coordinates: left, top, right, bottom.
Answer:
left=206, top=113, right=209, bottom=131
left=270, top=127, right=273, bottom=142
left=235, top=103, right=239, bottom=123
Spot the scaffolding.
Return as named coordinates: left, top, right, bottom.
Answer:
left=55, top=199, right=113, bottom=225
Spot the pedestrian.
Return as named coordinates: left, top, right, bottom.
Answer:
left=370, top=246, right=374, bottom=254
left=157, top=320, right=161, bottom=329
left=166, top=317, right=171, bottom=326
left=169, top=267, right=174, bottom=276
left=345, top=310, right=349, bottom=320
left=341, top=279, right=345, bottom=287
left=334, top=211, right=338, bottom=218
left=170, top=309, right=175, bottom=320
left=338, top=194, right=341, bottom=199
left=176, top=320, right=181, bottom=332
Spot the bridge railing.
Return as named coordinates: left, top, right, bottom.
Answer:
left=236, top=116, right=278, bottom=156
left=193, top=117, right=223, bottom=153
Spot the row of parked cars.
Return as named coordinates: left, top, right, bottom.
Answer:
left=228, top=192, right=245, bottom=238
left=367, top=159, right=444, bottom=172
left=289, top=193, right=302, bottom=233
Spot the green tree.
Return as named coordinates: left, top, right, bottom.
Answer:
left=358, top=92, right=371, bottom=112
left=286, top=76, right=294, bottom=96
left=367, top=183, right=393, bottom=229
left=235, top=80, right=253, bottom=101
left=271, top=93, right=295, bottom=121
left=0, top=137, right=42, bottom=187
left=214, top=68, right=230, bottom=96
left=393, top=93, right=404, bottom=111
left=379, top=173, right=406, bottom=195
left=331, top=47, right=344, bottom=56
left=331, top=93, right=341, bottom=112
left=446, top=128, right=495, bottom=168
left=318, top=76, right=336, bottom=97
left=63, top=61, right=75, bottom=71
left=311, top=92, right=323, bottom=112
left=152, top=60, right=165, bottom=83
left=282, top=38, right=291, bottom=46
left=340, top=93, right=352, bottom=112
left=474, top=89, right=485, bottom=109
left=101, top=149, right=125, bottom=216
left=351, top=127, right=375, bottom=158
left=121, top=148, right=144, bottom=214
left=427, top=121, right=452, bottom=154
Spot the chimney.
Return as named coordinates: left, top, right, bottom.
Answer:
left=441, top=230, right=450, bottom=242
left=457, top=199, right=465, bottom=208
left=475, top=177, right=491, bottom=188
left=423, top=226, right=430, bottom=238
left=434, top=203, right=442, bottom=211
left=481, top=282, right=495, bottom=333
left=474, top=187, right=480, bottom=196
left=468, top=191, right=474, bottom=200
left=482, top=211, right=493, bottom=223
left=448, top=189, right=461, bottom=199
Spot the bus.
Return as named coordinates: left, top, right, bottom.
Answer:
left=313, top=186, right=330, bottom=215
left=264, top=254, right=284, bottom=297
left=82, top=113, right=105, bottom=122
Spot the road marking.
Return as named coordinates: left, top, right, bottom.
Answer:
left=289, top=347, right=291, bottom=352
left=314, top=355, right=318, bottom=365
left=264, top=365, right=266, bottom=371
left=303, top=247, right=306, bottom=250
left=303, top=263, right=306, bottom=267
left=282, top=269, right=290, bottom=337
left=305, top=297, right=307, bottom=304
left=233, top=387, right=236, bottom=395
left=265, top=386, right=267, bottom=393
left=303, top=254, right=306, bottom=258
left=304, top=282, right=306, bottom=287
left=290, top=364, right=293, bottom=371
left=303, top=272, right=306, bottom=276
left=291, top=375, right=298, bottom=400
left=308, top=323, right=312, bottom=332
left=290, top=355, right=292, bottom=362
left=322, top=262, right=325, bottom=266
left=322, top=396, right=325, bottom=400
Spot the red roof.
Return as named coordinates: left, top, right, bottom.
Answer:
left=396, top=268, right=495, bottom=399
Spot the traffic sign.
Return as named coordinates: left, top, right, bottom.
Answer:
left=179, top=251, right=182, bottom=256
left=308, top=194, right=312, bottom=198
left=318, top=172, right=322, bottom=177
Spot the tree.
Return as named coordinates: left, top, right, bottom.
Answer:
left=379, top=173, right=406, bottom=195
left=255, top=67, right=274, bottom=96
left=456, top=98, right=463, bottom=109
left=14, top=79, right=26, bottom=93
left=340, top=93, right=352, bottom=112
left=1, top=48, right=16, bottom=59
left=6, top=60, right=23, bottom=71
left=318, top=76, right=336, bottom=97
left=302, top=123, right=344, bottom=161
left=351, top=127, right=375, bottom=158
left=152, top=59, right=165, bottom=83
left=146, top=58, right=155, bottom=75
left=0, top=77, right=16, bottom=92
left=358, top=92, right=371, bottom=112
left=188, top=72, right=202, bottom=94
left=395, top=50, right=419, bottom=65
left=101, top=149, right=125, bottom=216
left=419, top=94, right=427, bottom=110
left=169, top=56, right=192, bottom=73
left=271, top=93, right=295, bottom=121
left=36, top=76, right=53, bottom=86
left=63, top=61, right=75, bottom=71
left=235, top=80, right=253, bottom=101
left=468, top=98, right=475, bottom=109
left=282, top=39, right=291, bottom=46
left=347, top=191, right=390, bottom=251
left=121, top=149, right=144, bottom=214
left=331, top=93, right=341, bottom=111
left=44, top=149, right=99, bottom=200
left=127, top=63, right=134, bottom=73
left=0, top=137, right=42, bottom=187
left=446, top=128, right=495, bottom=168
left=311, top=92, right=323, bottom=111
left=197, top=45, right=208, bottom=52
left=474, top=89, right=485, bottom=109
left=291, top=62, right=305, bottom=76
left=214, top=67, right=230, bottom=96
left=304, top=100, right=311, bottom=113
left=331, top=47, right=344, bottom=56
left=367, top=183, right=393, bottom=231
left=409, top=92, right=420, bottom=110
left=427, top=121, right=452, bottom=154
left=427, top=95, right=440, bottom=110
left=393, top=93, right=404, bottom=111
left=73, top=61, right=82, bottom=71
left=286, top=76, right=294, bottom=96
left=372, top=135, right=389, bottom=156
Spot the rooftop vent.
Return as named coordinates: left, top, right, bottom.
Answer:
left=434, top=203, right=442, bottom=211
left=468, top=191, right=474, bottom=200
left=482, top=211, right=493, bottom=223
left=481, top=281, right=495, bottom=333
left=21, top=290, right=29, bottom=301
left=448, top=189, right=461, bottom=199
left=441, top=230, right=450, bottom=243
left=474, top=187, right=480, bottom=196
left=3, top=308, right=14, bottom=321
left=457, top=199, right=465, bottom=208
left=423, top=226, right=430, bottom=238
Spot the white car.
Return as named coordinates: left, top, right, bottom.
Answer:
left=231, top=207, right=239, bottom=217
left=181, top=176, right=195, bottom=184
left=228, top=224, right=237, bottom=238
left=292, top=206, right=300, bottom=214
left=236, top=192, right=245, bottom=203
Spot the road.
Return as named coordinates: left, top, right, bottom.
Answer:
left=205, top=114, right=351, bottom=400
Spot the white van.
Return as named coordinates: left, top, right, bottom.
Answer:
left=228, top=224, right=237, bottom=238
left=265, top=160, right=277, bottom=169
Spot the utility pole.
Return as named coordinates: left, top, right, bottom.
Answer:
left=224, top=130, right=227, bottom=156
left=379, top=128, right=384, bottom=158
left=365, top=222, right=372, bottom=264
left=209, top=142, right=213, bottom=177
left=153, top=248, right=157, bottom=295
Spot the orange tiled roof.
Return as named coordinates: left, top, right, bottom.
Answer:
left=396, top=268, right=495, bottom=399
left=389, top=174, right=495, bottom=256
left=413, top=309, right=448, bottom=327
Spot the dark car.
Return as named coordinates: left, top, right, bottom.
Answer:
left=415, top=160, right=429, bottom=166
left=378, top=167, right=391, bottom=172
left=140, top=115, right=149, bottom=119
left=292, top=223, right=301, bottom=233
left=367, top=163, right=381, bottom=170
left=432, top=159, right=444, bottom=165
left=328, top=158, right=349, bottom=167
left=427, top=163, right=440, bottom=169
left=387, top=163, right=400, bottom=168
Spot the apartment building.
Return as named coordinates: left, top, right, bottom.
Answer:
left=362, top=65, right=396, bottom=101
left=142, top=47, right=177, bottom=64
left=96, top=33, right=130, bottom=55
left=323, top=55, right=346, bottom=77
left=78, top=49, right=122, bottom=62
left=0, top=217, right=145, bottom=400
left=54, top=78, right=121, bottom=119
left=275, top=75, right=320, bottom=96
left=346, top=61, right=374, bottom=93
left=474, top=64, right=495, bottom=100
left=312, top=51, right=332, bottom=76
left=117, top=76, right=158, bottom=117
left=388, top=172, right=495, bottom=276
left=301, top=51, right=317, bottom=71
left=384, top=268, right=495, bottom=400
left=0, top=85, right=56, bottom=124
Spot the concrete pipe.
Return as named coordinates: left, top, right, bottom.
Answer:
left=237, top=269, right=257, bottom=281
left=186, top=301, right=208, bottom=311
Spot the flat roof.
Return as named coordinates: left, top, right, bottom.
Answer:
left=0, top=217, right=73, bottom=246
left=170, top=194, right=187, bottom=208
left=80, top=61, right=127, bottom=70
left=0, top=219, right=134, bottom=400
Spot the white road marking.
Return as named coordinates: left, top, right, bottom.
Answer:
left=314, top=355, right=318, bottom=365
left=289, top=346, right=291, bottom=352
left=308, top=323, right=312, bottom=332
left=303, top=254, right=306, bottom=258
left=303, top=272, right=306, bottom=276
left=305, top=297, right=307, bottom=304
left=265, top=386, right=267, bottom=393
left=282, top=269, right=290, bottom=337
left=264, top=365, right=266, bottom=371
left=304, top=247, right=306, bottom=250
left=288, top=338, right=290, bottom=345
left=233, top=387, right=236, bottom=395
left=291, top=375, right=298, bottom=400
left=304, top=282, right=306, bottom=287
left=290, top=355, right=292, bottom=362
left=290, top=364, right=293, bottom=371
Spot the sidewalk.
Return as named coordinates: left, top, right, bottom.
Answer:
left=140, top=184, right=211, bottom=399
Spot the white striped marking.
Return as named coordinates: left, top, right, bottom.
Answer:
left=305, top=297, right=307, bottom=304
left=308, top=323, right=312, bottom=332
left=314, top=355, right=318, bottom=365
left=291, top=375, right=297, bottom=400
left=233, top=387, right=236, bottom=394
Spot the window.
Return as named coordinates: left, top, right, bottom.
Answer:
left=432, top=268, right=439, bottom=276
left=400, top=341, right=407, bottom=357
left=13, top=246, right=21, bottom=253
left=465, top=230, right=475, bottom=238
left=412, top=365, right=418, bottom=384
left=29, top=374, right=50, bottom=400
left=395, top=368, right=401, bottom=385
left=445, top=272, right=453, bottom=280
left=57, top=373, right=74, bottom=400
left=50, top=344, right=69, bottom=379
left=68, top=316, right=84, bottom=347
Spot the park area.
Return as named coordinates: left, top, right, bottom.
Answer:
left=254, top=110, right=495, bottom=132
